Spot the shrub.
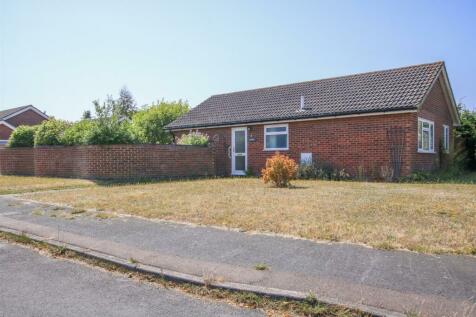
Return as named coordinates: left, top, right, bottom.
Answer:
left=330, top=168, right=351, bottom=181
left=84, top=120, right=133, bottom=145
left=7, top=125, right=37, bottom=147
left=379, top=166, right=394, bottom=182
left=261, top=153, right=297, bottom=187
left=245, top=166, right=254, bottom=177
left=399, top=166, right=475, bottom=184
left=34, top=119, right=70, bottom=146
left=177, top=131, right=209, bottom=146
left=62, top=120, right=95, bottom=145
left=297, top=161, right=350, bottom=181
left=455, top=105, right=476, bottom=170
left=75, top=97, right=135, bottom=145
left=355, top=166, right=366, bottom=181
left=130, top=100, right=189, bottom=144
left=399, top=171, right=432, bottom=183
left=297, top=163, right=318, bottom=179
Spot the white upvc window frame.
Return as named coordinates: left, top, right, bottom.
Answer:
left=418, top=117, right=435, bottom=153
left=264, top=123, right=289, bottom=151
left=443, top=124, right=450, bottom=153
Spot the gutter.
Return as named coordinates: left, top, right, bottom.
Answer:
left=166, top=109, right=418, bottom=132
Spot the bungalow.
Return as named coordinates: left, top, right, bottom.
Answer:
left=0, top=105, right=49, bottom=146
left=167, top=62, right=459, bottom=177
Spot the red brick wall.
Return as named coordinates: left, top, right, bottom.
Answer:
left=5, top=109, right=47, bottom=127
left=0, top=145, right=215, bottom=179
left=412, top=77, right=454, bottom=171
left=177, top=128, right=232, bottom=176
left=34, top=146, right=83, bottom=178
left=176, top=113, right=416, bottom=177
left=0, top=125, right=13, bottom=140
left=0, top=148, right=35, bottom=175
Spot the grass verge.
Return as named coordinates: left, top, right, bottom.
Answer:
left=0, top=231, right=369, bottom=317
left=0, top=175, right=95, bottom=195
left=23, top=178, right=476, bottom=255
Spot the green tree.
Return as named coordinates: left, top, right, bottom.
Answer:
left=130, top=100, right=189, bottom=144
left=82, top=110, right=92, bottom=120
left=62, top=120, right=95, bottom=145
left=82, top=97, right=133, bottom=145
left=7, top=125, right=38, bottom=147
left=115, top=86, right=137, bottom=118
left=93, top=96, right=116, bottom=121
left=34, top=119, right=71, bottom=146
left=84, top=120, right=133, bottom=145
left=455, top=104, right=476, bottom=170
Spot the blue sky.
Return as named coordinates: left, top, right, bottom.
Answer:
left=1, top=0, right=475, bottom=120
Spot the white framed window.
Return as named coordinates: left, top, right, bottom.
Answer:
left=264, top=124, right=288, bottom=150
left=443, top=124, right=450, bottom=153
left=418, top=118, right=434, bottom=153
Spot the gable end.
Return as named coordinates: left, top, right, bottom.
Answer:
left=2, top=105, right=49, bottom=121
left=417, top=64, right=460, bottom=126
left=0, top=120, right=16, bottom=130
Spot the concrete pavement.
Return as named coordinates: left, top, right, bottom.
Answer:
left=0, top=195, right=475, bottom=317
left=0, top=241, right=263, bottom=317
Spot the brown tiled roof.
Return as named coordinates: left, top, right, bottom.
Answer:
left=167, top=61, right=444, bottom=130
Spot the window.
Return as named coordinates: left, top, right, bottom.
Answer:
left=264, top=124, right=288, bottom=150
left=443, top=125, right=450, bottom=153
left=418, top=118, right=434, bottom=153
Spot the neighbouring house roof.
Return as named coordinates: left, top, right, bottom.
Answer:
left=0, top=120, right=15, bottom=130
left=167, top=61, right=458, bottom=130
left=0, top=105, right=49, bottom=123
left=0, top=106, right=31, bottom=120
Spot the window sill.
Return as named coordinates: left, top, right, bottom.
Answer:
left=417, top=150, right=436, bottom=154
left=264, top=148, right=289, bottom=151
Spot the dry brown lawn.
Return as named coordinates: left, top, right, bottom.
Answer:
left=22, top=178, right=476, bottom=255
left=0, top=176, right=95, bottom=195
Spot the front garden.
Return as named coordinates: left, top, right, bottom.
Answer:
left=2, top=90, right=476, bottom=255
left=18, top=177, right=476, bottom=255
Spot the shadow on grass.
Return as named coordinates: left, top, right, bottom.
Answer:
left=398, top=170, right=476, bottom=185
left=288, top=185, right=309, bottom=190
left=88, top=173, right=476, bottom=187
left=91, top=176, right=226, bottom=187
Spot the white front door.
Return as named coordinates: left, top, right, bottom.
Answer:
left=231, top=127, right=247, bottom=175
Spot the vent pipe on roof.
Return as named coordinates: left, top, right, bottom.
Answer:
left=300, top=95, right=305, bottom=110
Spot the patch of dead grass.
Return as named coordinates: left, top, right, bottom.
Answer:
left=0, top=176, right=95, bottom=195
left=95, top=212, right=116, bottom=220
left=23, top=178, right=476, bottom=254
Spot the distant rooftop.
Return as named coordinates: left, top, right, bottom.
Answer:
left=0, top=106, right=31, bottom=120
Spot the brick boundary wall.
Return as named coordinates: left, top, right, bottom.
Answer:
left=0, top=144, right=215, bottom=180
left=0, top=148, right=35, bottom=176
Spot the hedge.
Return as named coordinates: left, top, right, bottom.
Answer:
left=7, top=125, right=38, bottom=147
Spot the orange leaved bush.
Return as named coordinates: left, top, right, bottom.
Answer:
left=261, top=152, right=298, bottom=187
